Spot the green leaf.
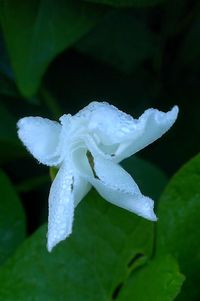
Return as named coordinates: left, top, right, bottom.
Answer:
left=0, top=74, right=19, bottom=98
left=0, top=0, right=104, bottom=98
left=0, top=104, right=26, bottom=164
left=0, top=34, right=14, bottom=80
left=84, top=0, right=166, bottom=7
left=117, top=256, right=184, bottom=301
left=156, top=153, right=200, bottom=300
left=121, top=156, right=167, bottom=201
left=0, top=36, right=19, bottom=97
left=76, top=10, right=158, bottom=73
left=0, top=190, right=153, bottom=300
left=0, top=170, right=26, bottom=265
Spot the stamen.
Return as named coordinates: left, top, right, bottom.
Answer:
left=70, top=176, right=74, bottom=192
left=86, top=150, right=100, bottom=179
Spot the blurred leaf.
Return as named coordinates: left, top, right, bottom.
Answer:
left=180, top=16, right=200, bottom=70
left=0, top=0, right=104, bottom=98
left=0, top=190, right=153, bottom=300
left=84, top=0, right=166, bottom=7
left=117, top=255, right=184, bottom=301
left=46, top=51, right=157, bottom=116
left=156, top=153, right=200, bottom=301
left=0, top=169, right=26, bottom=265
left=0, top=104, right=26, bottom=164
left=121, top=156, right=167, bottom=201
left=160, top=0, right=188, bottom=38
left=76, top=10, right=158, bottom=73
left=0, top=34, right=14, bottom=80
left=0, top=34, right=19, bottom=97
left=0, top=74, right=19, bottom=97
left=16, top=174, right=49, bottom=193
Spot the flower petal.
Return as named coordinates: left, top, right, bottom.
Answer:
left=17, top=116, right=61, bottom=166
left=75, top=102, right=178, bottom=162
left=47, top=162, right=74, bottom=252
left=115, top=106, right=179, bottom=161
left=76, top=101, right=136, bottom=145
left=73, top=173, right=91, bottom=207
left=73, top=148, right=157, bottom=221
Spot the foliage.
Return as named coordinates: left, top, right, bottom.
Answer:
left=157, top=154, right=200, bottom=300
left=75, top=10, right=158, bottom=73
left=0, top=170, right=26, bottom=264
left=0, top=0, right=104, bottom=98
left=117, top=256, right=184, bottom=301
left=0, top=191, right=153, bottom=300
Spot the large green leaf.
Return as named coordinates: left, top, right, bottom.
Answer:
left=0, top=170, right=26, bottom=265
left=0, top=190, right=153, bottom=300
left=84, top=0, right=166, bottom=7
left=0, top=35, right=19, bottom=97
left=76, top=10, right=158, bottom=73
left=0, top=0, right=103, bottom=98
left=156, top=153, right=200, bottom=300
left=121, top=156, right=167, bottom=201
left=117, top=256, right=184, bottom=301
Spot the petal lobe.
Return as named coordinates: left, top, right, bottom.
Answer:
left=17, top=116, right=61, bottom=166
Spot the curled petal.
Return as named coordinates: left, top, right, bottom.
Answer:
left=73, top=148, right=157, bottom=221
left=17, top=117, right=61, bottom=166
left=47, top=162, right=74, bottom=252
left=116, top=106, right=179, bottom=161
left=76, top=101, right=136, bottom=145
left=75, top=102, right=178, bottom=162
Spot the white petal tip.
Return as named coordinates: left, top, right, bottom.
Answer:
left=47, top=237, right=57, bottom=253
left=47, top=230, right=72, bottom=253
left=136, top=196, right=158, bottom=222
left=47, top=244, right=53, bottom=253
left=155, top=105, right=179, bottom=125
left=17, top=117, right=29, bottom=138
left=17, top=116, right=28, bottom=127
left=169, top=105, right=179, bottom=121
left=148, top=212, right=158, bottom=222
left=47, top=242, right=55, bottom=253
left=17, top=118, right=23, bottom=129
left=172, top=105, right=179, bottom=113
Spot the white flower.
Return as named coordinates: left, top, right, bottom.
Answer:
left=17, top=101, right=178, bottom=251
